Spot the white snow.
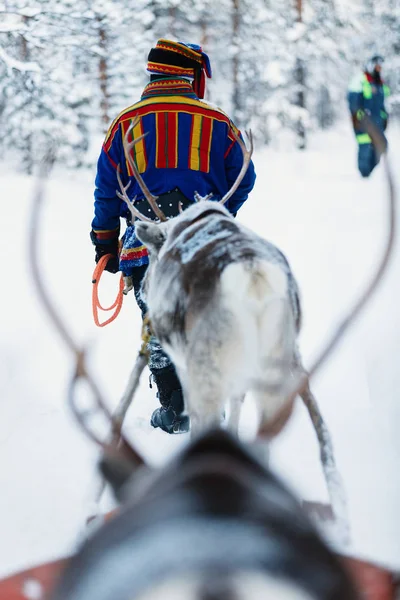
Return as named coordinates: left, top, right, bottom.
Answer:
left=0, top=122, right=399, bottom=578
left=0, top=45, right=40, bottom=73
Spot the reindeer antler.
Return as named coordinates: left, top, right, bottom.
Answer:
left=29, top=153, right=146, bottom=468
left=120, top=117, right=167, bottom=222
left=289, top=116, right=396, bottom=400
left=193, top=129, right=253, bottom=205
left=121, top=118, right=253, bottom=213
left=219, top=129, right=254, bottom=205
left=263, top=119, right=395, bottom=543
left=116, top=170, right=154, bottom=224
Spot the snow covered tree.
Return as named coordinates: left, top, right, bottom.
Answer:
left=373, top=0, right=400, bottom=117
left=0, top=1, right=92, bottom=171
left=0, top=0, right=398, bottom=171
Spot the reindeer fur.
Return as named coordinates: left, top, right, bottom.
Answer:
left=136, top=201, right=302, bottom=437
left=51, top=430, right=357, bottom=600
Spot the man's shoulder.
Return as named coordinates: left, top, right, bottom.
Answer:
left=104, top=99, right=144, bottom=140
left=198, top=99, right=229, bottom=117
left=348, top=72, right=366, bottom=93
left=198, top=100, right=238, bottom=129
left=114, top=96, right=235, bottom=124
left=101, top=102, right=137, bottom=149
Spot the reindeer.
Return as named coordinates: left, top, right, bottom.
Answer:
left=116, top=119, right=304, bottom=438
left=50, top=429, right=359, bottom=600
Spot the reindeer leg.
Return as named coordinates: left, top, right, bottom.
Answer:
left=185, top=333, right=230, bottom=439
left=184, top=301, right=248, bottom=438
left=254, top=296, right=297, bottom=438
left=226, top=393, right=245, bottom=435
left=189, top=409, right=221, bottom=439
left=187, top=367, right=223, bottom=439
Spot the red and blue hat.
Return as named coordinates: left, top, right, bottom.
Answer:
left=147, top=39, right=212, bottom=99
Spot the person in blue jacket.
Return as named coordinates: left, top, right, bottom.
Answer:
left=347, top=54, right=390, bottom=178
left=91, top=39, right=256, bottom=434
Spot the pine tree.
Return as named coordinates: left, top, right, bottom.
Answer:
left=0, top=0, right=397, bottom=171
left=374, top=0, right=400, bottom=117
left=0, top=0, right=92, bottom=171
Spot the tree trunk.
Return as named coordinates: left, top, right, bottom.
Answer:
left=200, top=16, right=211, bottom=100
left=98, top=20, right=109, bottom=132
left=316, top=85, right=334, bottom=129
left=294, top=0, right=306, bottom=149
left=200, top=15, right=209, bottom=51
left=294, top=58, right=306, bottom=149
left=168, top=4, right=177, bottom=37
left=231, top=0, right=240, bottom=123
left=21, top=15, right=33, bottom=174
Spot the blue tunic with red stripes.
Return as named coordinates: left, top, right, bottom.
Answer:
left=92, top=78, right=256, bottom=273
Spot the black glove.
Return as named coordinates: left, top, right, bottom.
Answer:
left=95, top=244, right=119, bottom=273
left=90, top=230, right=120, bottom=274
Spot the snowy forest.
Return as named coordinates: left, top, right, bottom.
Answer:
left=0, top=0, right=399, bottom=172
left=1, top=0, right=400, bottom=596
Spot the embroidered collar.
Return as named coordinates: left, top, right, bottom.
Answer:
left=141, top=77, right=198, bottom=100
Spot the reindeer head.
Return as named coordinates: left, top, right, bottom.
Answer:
left=135, top=200, right=232, bottom=259
left=134, top=218, right=171, bottom=259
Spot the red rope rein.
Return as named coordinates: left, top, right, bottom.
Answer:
left=92, top=254, right=124, bottom=327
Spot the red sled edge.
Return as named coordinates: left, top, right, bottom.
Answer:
left=0, top=558, right=68, bottom=600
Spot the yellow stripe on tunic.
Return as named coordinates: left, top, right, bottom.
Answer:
left=132, top=118, right=146, bottom=173
left=190, top=114, right=202, bottom=171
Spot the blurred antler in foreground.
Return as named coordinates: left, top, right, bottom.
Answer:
left=288, top=117, right=395, bottom=406
left=28, top=150, right=146, bottom=468
left=282, top=118, right=395, bottom=541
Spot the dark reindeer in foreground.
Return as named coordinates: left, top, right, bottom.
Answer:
left=51, top=429, right=359, bottom=600
left=118, top=118, right=305, bottom=438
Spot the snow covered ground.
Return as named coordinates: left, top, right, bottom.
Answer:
left=0, top=122, right=399, bottom=578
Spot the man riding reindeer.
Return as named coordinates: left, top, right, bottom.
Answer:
left=91, top=39, right=256, bottom=434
